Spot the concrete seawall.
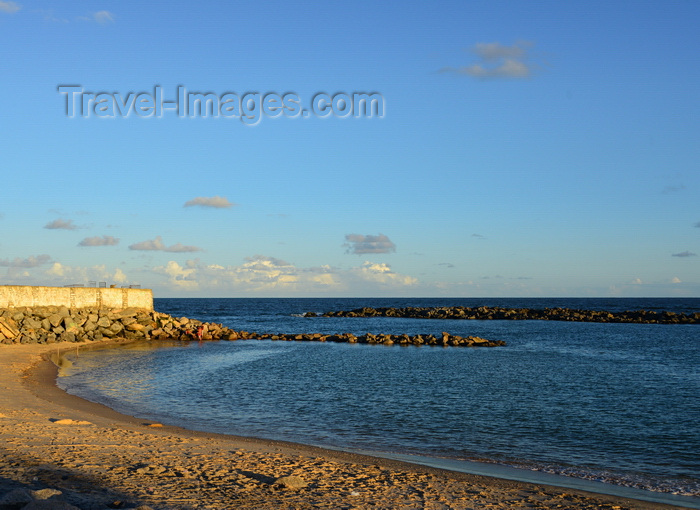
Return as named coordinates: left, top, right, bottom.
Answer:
left=0, top=285, right=153, bottom=310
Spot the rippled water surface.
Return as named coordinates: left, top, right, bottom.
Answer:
left=57, top=298, right=700, bottom=504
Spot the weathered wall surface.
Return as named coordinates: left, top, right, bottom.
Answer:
left=0, top=286, right=153, bottom=310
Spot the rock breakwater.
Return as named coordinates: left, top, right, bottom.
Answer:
left=0, top=306, right=234, bottom=345
left=0, top=306, right=504, bottom=348
left=315, top=306, right=700, bottom=324
left=256, top=331, right=505, bottom=347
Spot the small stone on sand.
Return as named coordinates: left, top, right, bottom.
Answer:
left=51, top=418, right=92, bottom=425
left=273, top=475, right=308, bottom=489
left=31, top=488, right=62, bottom=500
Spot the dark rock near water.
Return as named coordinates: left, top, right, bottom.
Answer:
left=0, top=306, right=504, bottom=348
left=0, top=487, right=33, bottom=509
left=319, top=306, right=700, bottom=325
left=254, top=331, right=505, bottom=347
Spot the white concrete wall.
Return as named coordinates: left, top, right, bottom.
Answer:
left=0, top=286, right=153, bottom=310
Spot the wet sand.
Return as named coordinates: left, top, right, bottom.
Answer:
left=0, top=340, right=690, bottom=509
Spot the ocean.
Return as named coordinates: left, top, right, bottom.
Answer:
left=56, top=297, right=700, bottom=508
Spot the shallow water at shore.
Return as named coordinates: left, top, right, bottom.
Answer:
left=57, top=298, right=700, bottom=503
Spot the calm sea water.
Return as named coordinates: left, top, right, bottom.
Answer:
left=57, top=298, right=700, bottom=506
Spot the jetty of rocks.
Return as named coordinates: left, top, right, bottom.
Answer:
left=314, top=306, right=700, bottom=324
left=255, top=331, right=505, bottom=347
left=0, top=306, right=504, bottom=348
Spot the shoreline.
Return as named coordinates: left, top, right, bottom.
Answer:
left=53, top=340, right=700, bottom=506
left=1, top=339, right=695, bottom=510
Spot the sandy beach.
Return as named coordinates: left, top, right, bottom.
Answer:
left=0, top=340, right=689, bottom=510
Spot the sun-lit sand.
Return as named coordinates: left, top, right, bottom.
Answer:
left=0, top=340, right=684, bottom=509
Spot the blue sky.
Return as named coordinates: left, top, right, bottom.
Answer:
left=1, top=0, right=698, bottom=297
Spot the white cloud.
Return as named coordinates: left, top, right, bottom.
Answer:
left=129, top=237, right=165, bottom=251
left=77, top=10, right=115, bottom=23
left=114, top=268, right=128, bottom=283
left=93, top=10, right=114, bottom=23
left=670, top=277, right=682, bottom=284
left=184, top=196, right=235, bottom=209
left=441, top=41, right=537, bottom=80
left=153, top=261, right=199, bottom=289
left=43, top=263, right=130, bottom=286
left=46, top=262, right=66, bottom=277
left=148, top=256, right=417, bottom=295
left=0, top=254, right=51, bottom=268
left=78, top=235, right=119, bottom=247
left=461, top=58, right=530, bottom=79
left=351, top=261, right=418, bottom=286
left=44, top=218, right=78, bottom=230
left=129, top=236, right=202, bottom=253
left=0, top=1, right=20, bottom=14
left=344, top=234, right=396, bottom=254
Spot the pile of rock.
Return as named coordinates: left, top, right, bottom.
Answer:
left=316, top=306, right=700, bottom=324
left=258, top=331, right=505, bottom=347
left=0, top=306, right=504, bottom=348
left=0, top=306, right=238, bottom=345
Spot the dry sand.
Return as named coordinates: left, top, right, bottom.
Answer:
left=0, top=340, right=688, bottom=509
